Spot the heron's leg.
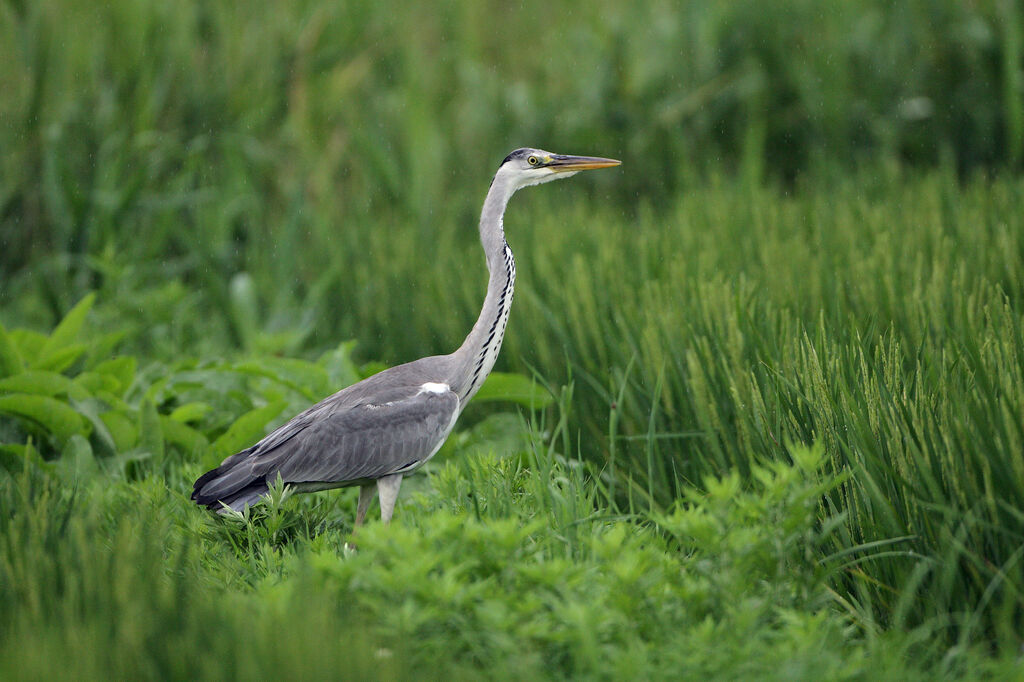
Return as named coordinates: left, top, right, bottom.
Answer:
left=376, top=474, right=404, bottom=524
left=355, top=484, right=376, bottom=527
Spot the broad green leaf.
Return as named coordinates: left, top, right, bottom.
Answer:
left=31, top=343, right=87, bottom=373
left=321, top=340, right=361, bottom=388
left=83, top=330, right=128, bottom=370
left=71, top=398, right=119, bottom=454
left=100, top=410, right=139, bottom=452
left=0, top=394, right=88, bottom=444
left=442, top=412, right=531, bottom=462
left=0, top=322, right=23, bottom=377
left=208, top=398, right=288, bottom=467
left=0, top=370, right=90, bottom=400
left=142, top=374, right=170, bottom=404
left=473, top=372, right=553, bottom=408
left=169, top=401, right=213, bottom=423
left=92, top=390, right=132, bottom=413
left=57, top=433, right=98, bottom=479
left=39, top=292, right=95, bottom=359
left=138, top=398, right=164, bottom=461
left=233, top=357, right=330, bottom=401
left=159, top=416, right=209, bottom=456
left=91, top=356, right=137, bottom=396
left=75, top=371, right=121, bottom=396
left=10, top=329, right=48, bottom=357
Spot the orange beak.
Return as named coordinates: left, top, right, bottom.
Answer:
left=546, top=154, right=622, bottom=172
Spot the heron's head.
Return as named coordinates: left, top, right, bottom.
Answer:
left=495, top=148, right=620, bottom=192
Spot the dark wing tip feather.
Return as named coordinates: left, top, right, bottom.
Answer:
left=191, top=466, right=222, bottom=502
left=192, top=466, right=270, bottom=511
left=212, top=481, right=270, bottom=513
left=192, top=457, right=268, bottom=511
left=191, top=444, right=263, bottom=508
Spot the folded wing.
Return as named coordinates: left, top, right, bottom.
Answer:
left=192, top=387, right=460, bottom=511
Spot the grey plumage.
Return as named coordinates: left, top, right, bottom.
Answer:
left=192, top=148, right=620, bottom=522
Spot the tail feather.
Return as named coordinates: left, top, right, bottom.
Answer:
left=210, top=481, right=271, bottom=514
left=192, top=448, right=270, bottom=512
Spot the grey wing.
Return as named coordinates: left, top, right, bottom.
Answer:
left=266, top=388, right=461, bottom=485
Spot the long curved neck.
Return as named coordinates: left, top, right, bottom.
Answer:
left=448, top=176, right=517, bottom=403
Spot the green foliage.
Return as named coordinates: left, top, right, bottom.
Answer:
left=2, top=0, right=1024, bottom=676
left=7, top=433, right=1008, bottom=680
left=1, top=274, right=1021, bottom=678
left=4, top=165, right=1024, bottom=680
left=4, top=0, right=1024, bottom=326
left=510, top=175, right=1024, bottom=648
left=0, top=300, right=542, bottom=476
left=469, top=371, right=553, bottom=408
left=0, top=297, right=347, bottom=473
left=0, top=469, right=390, bottom=680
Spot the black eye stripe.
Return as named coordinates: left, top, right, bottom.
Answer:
left=498, top=149, right=547, bottom=170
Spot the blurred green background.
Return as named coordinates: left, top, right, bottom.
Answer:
left=2, top=0, right=1024, bottom=676
left=3, top=0, right=1023, bottom=335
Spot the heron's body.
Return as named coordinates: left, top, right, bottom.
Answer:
left=192, top=148, right=619, bottom=522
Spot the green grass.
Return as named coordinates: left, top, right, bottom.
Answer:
left=4, top=0, right=1024, bottom=301
left=3, top=428, right=1013, bottom=679
left=2, top=171, right=1022, bottom=677
left=3, top=0, right=1024, bottom=677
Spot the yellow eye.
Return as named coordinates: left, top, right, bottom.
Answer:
left=527, top=156, right=539, bottom=166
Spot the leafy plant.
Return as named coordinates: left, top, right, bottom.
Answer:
left=0, top=294, right=553, bottom=479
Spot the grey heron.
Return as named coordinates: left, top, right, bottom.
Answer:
left=192, top=148, right=620, bottom=523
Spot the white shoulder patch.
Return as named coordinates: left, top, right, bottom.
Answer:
left=419, top=382, right=450, bottom=395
